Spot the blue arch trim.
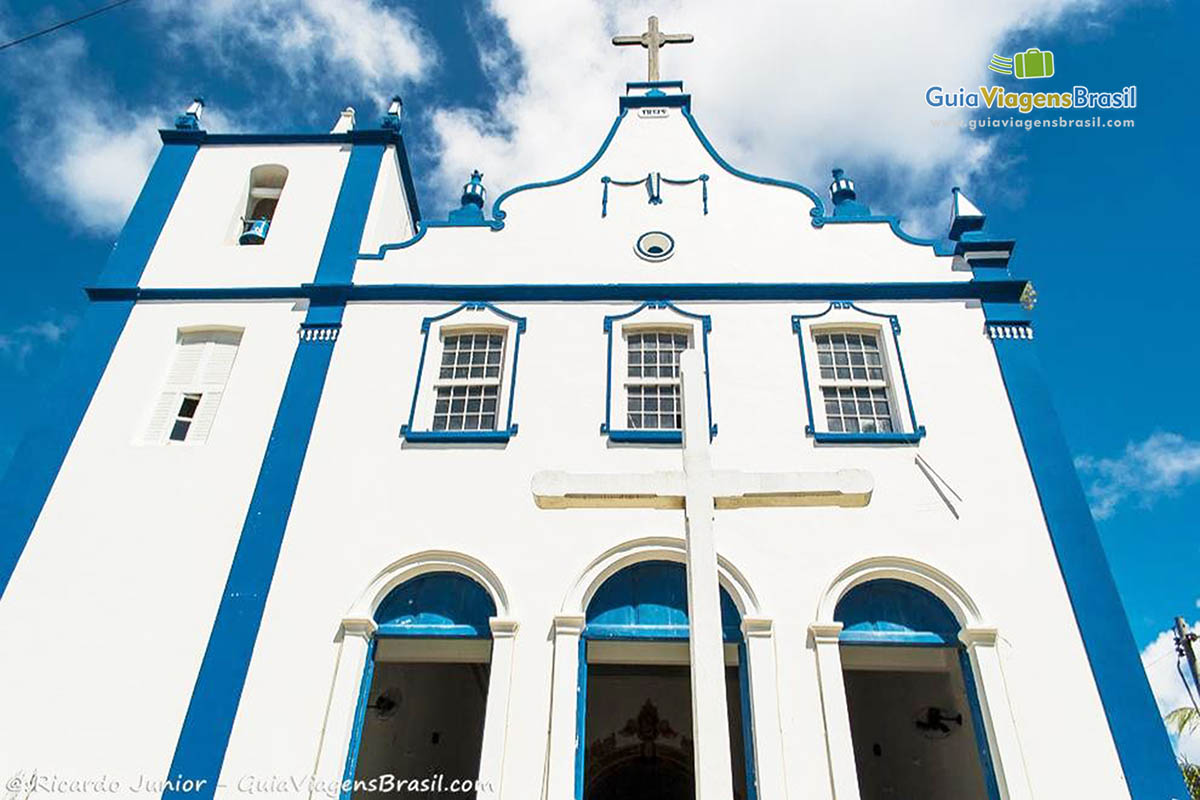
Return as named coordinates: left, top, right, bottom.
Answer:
left=601, top=301, right=717, bottom=444
left=835, top=579, right=960, bottom=645
left=584, top=560, right=742, bottom=642
left=373, top=571, right=497, bottom=637
left=0, top=141, right=198, bottom=601
left=791, top=302, right=926, bottom=444
left=400, top=302, right=527, bottom=443
left=989, top=325, right=1189, bottom=798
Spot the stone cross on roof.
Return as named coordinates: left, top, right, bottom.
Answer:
left=612, top=15, right=694, bottom=81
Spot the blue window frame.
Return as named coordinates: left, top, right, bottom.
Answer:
left=792, top=302, right=925, bottom=444
left=601, top=301, right=717, bottom=444
left=400, top=302, right=526, bottom=443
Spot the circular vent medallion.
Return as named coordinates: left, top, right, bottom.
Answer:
left=635, top=231, right=675, bottom=262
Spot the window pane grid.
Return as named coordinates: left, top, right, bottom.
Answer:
left=625, top=330, right=689, bottom=431
left=627, top=384, right=682, bottom=430
left=432, top=332, right=505, bottom=432
left=438, top=333, right=504, bottom=383
left=814, top=331, right=898, bottom=434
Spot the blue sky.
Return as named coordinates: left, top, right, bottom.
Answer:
left=0, top=0, right=1197, bottom=752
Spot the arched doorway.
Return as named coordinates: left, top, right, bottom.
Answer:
left=579, top=560, right=755, bottom=800
left=835, top=578, right=999, bottom=800
left=344, top=571, right=497, bottom=799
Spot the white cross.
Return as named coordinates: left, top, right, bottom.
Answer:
left=612, top=15, right=695, bottom=82
left=532, top=350, right=873, bottom=800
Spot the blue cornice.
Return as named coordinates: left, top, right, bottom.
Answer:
left=620, top=93, right=691, bottom=111
left=626, top=81, right=684, bottom=91
left=85, top=279, right=1031, bottom=304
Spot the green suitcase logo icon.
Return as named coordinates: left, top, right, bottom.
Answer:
left=1013, top=48, right=1054, bottom=79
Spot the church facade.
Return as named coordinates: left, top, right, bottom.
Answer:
left=0, top=68, right=1186, bottom=800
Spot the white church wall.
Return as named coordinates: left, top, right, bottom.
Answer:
left=353, top=108, right=965, bottom=287
left=359, top=145, right=417, bottom=257
left=213, top=298, right=1126, bottom=799
left=0, top=300, right=304, bottom=788
left=140, top=144, right=353, bottom=289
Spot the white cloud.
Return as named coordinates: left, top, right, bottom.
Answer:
left=151, top=0, right=436, bottom=98
left=1076, top=433, right=1200, bottom=519
left=429, top=0, right=1119, bottom=229
left=0, top=0, right=437, bottom=235
left=0, top=316, right=77, bottom=369
left=1142, top=623, right=1200, bottom=762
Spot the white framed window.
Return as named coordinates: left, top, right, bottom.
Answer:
left=624, top=328, right=689, bottom=431
left=142, top=327, right=243, bottom=445
left=814, top=330, right=895, bottom=434
left=432, top=330, right=505, bottom=432
left=792, top=302, right=924, bottom=443
left=402, top=303, right=526, bottom=442
left=602, top=301, right=714, bottom=443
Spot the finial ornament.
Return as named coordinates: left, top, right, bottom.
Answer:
left=612, top=15, right=694, bottom=81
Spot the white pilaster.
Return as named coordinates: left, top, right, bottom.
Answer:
left=310, top=617, right=376, bottom=799
left=960, top=627, right=1033, bottom=800
left=741, top=617, right=789, bottom=800
left=810, top=622, right=860, bottom=800
left=680, top=350, right=735, bottom=800
left=478, top=618, right=519, bottom=799
left=545, top=614, right=585, bottom=800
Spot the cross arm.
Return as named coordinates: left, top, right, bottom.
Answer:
left=661, top=33, right=695, bottom=44
left=611, top=35, right=645, bottom=45
left=710, top=469, right=874, bottom=509
left=532, top=470, right=686, bottom=509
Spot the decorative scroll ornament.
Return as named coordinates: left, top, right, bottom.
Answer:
left=601, top=171, right=709, bottom=217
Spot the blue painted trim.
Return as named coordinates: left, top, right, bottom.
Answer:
left=626, top=80, right=684, bottom=91
left=491, top=112, right=628, bottom=229
left=164, top=305, right=343, bottom=798
left=358, top=218, right=501, bottom=259
left=340, top=637, right=377, bottom=800
left=620, top=93, right=691, bottom=111
left=791, top=302, right=926, bottom=444
left=681, top=108, right=824, bottom=212
left=399, top=302, right=526, bottom=443
left=990, top=333, right=1189, bottom=798
left=738, top=641, right=759, bottom=800
left=0, top=141, right=198, bottom=601
left=86, top=280, right=1031, bottom=305
left=313, top=145, right=385, bottom=285
left=600, top=301, right=717, bottom=443
left=838, top=631, right=951, bottom=646
left=574, top=635, right=587, bottom=800
left=960, top=647, right=1003, bottom=800
left=375, top=624, right=491, bottom=638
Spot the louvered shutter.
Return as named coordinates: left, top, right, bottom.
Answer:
left=142, top=331, right=241, bottom=444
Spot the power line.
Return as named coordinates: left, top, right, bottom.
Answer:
left=0, top=0, right=137, bottom=53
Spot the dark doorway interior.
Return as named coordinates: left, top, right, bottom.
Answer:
left=843, top=652, right=989, bottom=800
left=352, top=660, right=490, bottom=800
left=583, top=661, right=750, bottom=800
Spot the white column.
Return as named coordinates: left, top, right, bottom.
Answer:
left=960, top=627, right=1033, bottom=800
left=680, top=350, right=735, bottom=800
left=545, top=614, right=585, bottom=800
left=310, top=617, right=376, bottom=800
left=478, top=618, right=519, bottom=799
left=741, top=617, right=789, bottom=800
left=809, top=623, right=860, bottom=800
